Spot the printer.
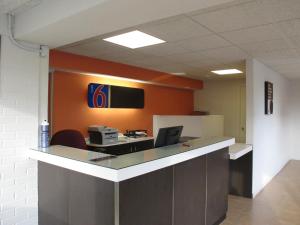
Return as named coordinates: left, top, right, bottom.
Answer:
left=88, top=125, right=118, bottom=145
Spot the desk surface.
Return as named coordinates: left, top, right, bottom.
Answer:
left=229, top=143, right=253, bottom=160
left=86, top=136, right=154, bottom=147
left=29, top=136, right=235, bottom=182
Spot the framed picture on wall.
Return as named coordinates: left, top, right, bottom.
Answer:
left=265, top=81, right=273, bottom=115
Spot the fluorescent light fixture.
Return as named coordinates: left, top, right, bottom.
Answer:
left=103, top=30, right=166, bottom=49
left=211, top=69, right=243, bottom=75
left=171, top=72, right=186, bottom=76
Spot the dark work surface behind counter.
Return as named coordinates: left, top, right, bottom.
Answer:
left=87, top=136, right=199, bottom=156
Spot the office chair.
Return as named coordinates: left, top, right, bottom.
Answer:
left=50, top=129, right=87, bottom=150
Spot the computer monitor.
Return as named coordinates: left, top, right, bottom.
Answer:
left=155, top=126, right=183, bottom=148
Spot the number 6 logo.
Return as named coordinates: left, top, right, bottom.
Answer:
left=93, top=85, right=107, bottom=108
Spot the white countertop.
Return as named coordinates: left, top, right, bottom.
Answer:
left=86, top=136, right=154, bottom=147
left=28, top=136, right=235, bottom=182
left=229, top=143, right=253, bottom=160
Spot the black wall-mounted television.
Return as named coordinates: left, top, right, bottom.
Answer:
left=110, top=85, right=144, bottom=108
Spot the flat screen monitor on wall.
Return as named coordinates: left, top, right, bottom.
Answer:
left=110, top=85, right=144, bottom=108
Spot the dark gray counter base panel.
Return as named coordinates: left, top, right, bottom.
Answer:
left=119, top=166, right=173, bottom=225
left=38, top=147, right=229, bottom=225
left=38, top=162, right=115, bottom=225
left=207, top=148, right=229, bottom=225
left=229, top=151, right=253, bottom=198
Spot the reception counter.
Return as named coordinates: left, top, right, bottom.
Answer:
left=29, top=136, right=235, bottom=225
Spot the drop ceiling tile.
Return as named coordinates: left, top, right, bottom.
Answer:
left=149, top=63, right=198, bottom=74
left=128, top=56, right=177, bottom=67
left=61, top=39, right=129, bottom=58
left=290, top=36, right=300, bottom=49
left=277, top=19, right=300, bottom=37
left=259, top=0, right=300, bottom=23
left=265, top=58, right=300, bottom=66
left=138, top=16, right=212, bottom=43
left=133, top=64, right=162, bottom=72
left=95, top=50, right=148, bottom=63
left=135, top=42, right=189, bottom=57
left=282, top=72, right=300, bottom=79
left=119, top=60, right=169, bottom=70
left=256, top=48, right=299, bottom=60
left=165, top=51, right=217, bottom=63
left=272, top=62, right=300, bottom=74
left=220, top=24, right=284, bottom=45
left=59, top=36, right=98, bottom=49
left=176, top=34, right=231, bottom=52
left=60, top=45, right=99, bottom=58
left=237, top=39, right=292, bottom=55
left=187, top=0, right=255, bottom=16
left=183, top=60, right=225, bottom=69
left=191, top=1, right=269, bottom=33
left=199, top=46, right=249, bottom=64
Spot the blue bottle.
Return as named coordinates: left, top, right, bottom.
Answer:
left=40, top=120, right=49, bottom=148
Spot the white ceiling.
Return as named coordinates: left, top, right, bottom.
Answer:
left=0, top=0, right=41, bottom=14
left=59, top=0, right=300, bottom=80
left=14, top=0, right=236, bottom=47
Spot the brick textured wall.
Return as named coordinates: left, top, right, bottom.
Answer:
left=0, top=36, right=40, bottom=225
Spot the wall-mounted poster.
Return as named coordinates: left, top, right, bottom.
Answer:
left=265, top=81, right=273, bottom=115
left=88, top=83, right=144, bottom=109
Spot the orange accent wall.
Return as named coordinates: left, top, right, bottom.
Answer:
left=50, top=50, right=203, bottom=90
left=50, top=50, right=203, bottom=136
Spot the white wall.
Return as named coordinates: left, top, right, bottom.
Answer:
left=289, top=81, right=300, bottom=160
left=0, top=21, right=48, bottom=225
left=246, top=59, right=291, bottom=196
left=194, top=78, right=246, bottom=142
left=153, top=115, right=224, bottom=138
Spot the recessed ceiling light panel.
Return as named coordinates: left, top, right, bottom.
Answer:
left=211, top=69, right=243, bottom=75
left=103, top=30, right=166, bottom=49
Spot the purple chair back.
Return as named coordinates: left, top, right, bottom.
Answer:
left=50, top=129, right=87, bottom=150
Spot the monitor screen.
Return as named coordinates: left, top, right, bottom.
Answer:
left=155, top=126, right=183, bottom=148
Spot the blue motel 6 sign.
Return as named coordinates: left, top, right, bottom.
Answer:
left=88, top=83, right=109, bottom=108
